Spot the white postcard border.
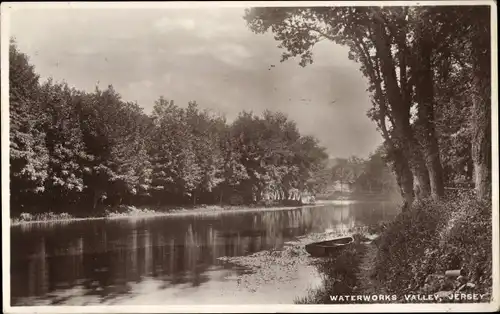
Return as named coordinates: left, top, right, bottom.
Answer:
left=1, top=1, right=498, bottom=313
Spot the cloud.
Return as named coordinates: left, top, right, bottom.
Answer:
left=211, top=43, right=252, bottom=68
left=151, top=8, right=248, bottom=40
left=129, top=80, right=154, bottom=89
left=153, top=17, right=197, bottom=32
left=177, top=46, right=208, bottom=56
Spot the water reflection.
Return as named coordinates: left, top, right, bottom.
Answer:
left=11, top=201, right=399, bottom=305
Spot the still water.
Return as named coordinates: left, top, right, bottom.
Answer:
left=11, top=201, right=399, bottom=305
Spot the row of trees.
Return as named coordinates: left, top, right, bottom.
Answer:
left=9, top=41, right=328, bottom=216
left=245, top=5, right=492, bottom=208
left=337, top=152, right=399, bottom=196
left=316, top=149, right=400, bottom=198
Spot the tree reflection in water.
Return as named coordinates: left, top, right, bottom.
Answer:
left=11, top=201, right=399, bottom=305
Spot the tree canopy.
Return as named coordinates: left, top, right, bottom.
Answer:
left=244, top=5, right=492, bottom=205
left=9, top=41, right=329, bottom=216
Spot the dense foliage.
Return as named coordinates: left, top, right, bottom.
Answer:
left=296, top=191, right=493, bottom=303
left=244, top=5, right=493, bottom=301
left=9, top=41, right=329, bottom=217
left=244, top=5, right=492, bottom=204
left=317, top=151, right=400, bottom=200
left=295, top=239, right=372, bottom=304
left=373, top=190, right=492, bottom=299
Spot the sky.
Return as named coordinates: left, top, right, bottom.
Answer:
left=8, top=5, right=383, bottom=158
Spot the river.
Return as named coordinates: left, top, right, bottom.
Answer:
left=10, top=200, right=399, bottom=305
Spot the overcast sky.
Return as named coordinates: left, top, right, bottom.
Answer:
left=9, top=6, right=383, bottom=158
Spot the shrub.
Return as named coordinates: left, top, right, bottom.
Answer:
left=295, top=236, right=369, bottom=304
left=373, top=191, right=492, bottom=299
left=12, top=212, right=74, bottom=224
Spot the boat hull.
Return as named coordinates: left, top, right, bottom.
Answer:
left=305, top=236, right=354, bottom=257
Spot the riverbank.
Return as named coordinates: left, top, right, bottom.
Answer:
left=298, top=190, right=493, bottom=304
left=294, top=234, right=387, bottom=304
left=10, top=203, right=329, bottom=226
left=373, top=190, right=492, bottom=302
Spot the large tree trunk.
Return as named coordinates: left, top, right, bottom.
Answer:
left=355, top=27, right=416, bottom=208
left=391, top=145, right=414, bottom=210
left=425, top=139, right=445, bottom=200
left=471, top=57, right=492, bottom=201
left=466, top=153, right=474, bottom=183
left=471, top=10, right=492, bottom=201
left=371, top=18, right=431, bottom=203
left=414, top=36, right=445, bottom=200
left=405, top=132, right=432, bottom=201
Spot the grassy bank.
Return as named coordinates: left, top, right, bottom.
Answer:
left=10, top=203, right=325, bottom=226
left=295, top=236, right=370, bottom=304
left=297, top=190, right=492, bottom=304
left=373, top=190, right=492, bottom=302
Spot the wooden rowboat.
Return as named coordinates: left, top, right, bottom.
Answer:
left=305, top=236, right=354, bottom=257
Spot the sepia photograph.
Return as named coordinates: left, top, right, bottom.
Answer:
left=1, top=1, right=498, bottom=313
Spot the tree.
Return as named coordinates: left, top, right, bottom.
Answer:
left=243, top=7, right=432, bottom=207
left=9, top=41, right=49, bottom=214
left=431, top=6, right=491, bottom=199
left=220, top=137, right=250, bottom=205
left=7, top=42, right=338, bottom=215
left=468, top=7, right=492, bottom=201
left=228, top=110, right=327, bottom=203
left=412, top=7, right=446, bottom=200
left=38, top=80, right=89, bottom=210
left=150, top=98, right=202, bottom=204
left=433, top=30, right=474, bottom=187
left=184, top=102, right=225, bottom=204
left=244, top=6, right=491, bottom=205
left=75, top=86, right=153, bottom=211
left=351, top=147, right=399, bottom=195
left=293, top=135, right=329, bottom=194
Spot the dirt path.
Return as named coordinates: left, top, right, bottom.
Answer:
left=354, top=240, right=391, bottom=298
left=356, top=243, right=379, bottom=293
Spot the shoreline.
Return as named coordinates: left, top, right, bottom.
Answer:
left=298, top=194, right=492, bottom=304
left=10, top=203, right=331, bottom=227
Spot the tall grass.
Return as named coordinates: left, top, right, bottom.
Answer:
left=373, top=190, right=492, bottom=300
left=295, top=237, right=369, bottom=304
left=297, top=190, right=492, bottom=304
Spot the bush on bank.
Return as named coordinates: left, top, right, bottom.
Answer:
left=297, top=190, right=492, bottom=304
left=295, top=240, right=367, bottom=304
left=11, top=212, right=74, bottom=224
left=373, top=190, right=492, bottom=300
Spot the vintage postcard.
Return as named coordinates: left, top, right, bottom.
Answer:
left=1, top=1, right=498, bottom=313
